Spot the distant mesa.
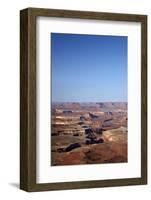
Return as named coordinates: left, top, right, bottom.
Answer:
left=56, top=102, right=81, bottom=110
left=97, top=102, right=127, bottom=109
left=52, top=102, right=127, bottom=112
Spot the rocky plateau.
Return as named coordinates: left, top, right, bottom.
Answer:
left=51, top=102, right=127, bottom=166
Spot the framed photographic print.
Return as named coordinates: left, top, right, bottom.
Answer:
left=20, top=8, right=147, bottom=191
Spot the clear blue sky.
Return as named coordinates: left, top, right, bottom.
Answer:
left=51, top=33, right=127, bottom=102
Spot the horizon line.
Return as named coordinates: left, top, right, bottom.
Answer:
left=51, top=101, right=128, bottom=103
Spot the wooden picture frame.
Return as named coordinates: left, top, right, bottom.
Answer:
left=20, top=7, right=147, bottom=192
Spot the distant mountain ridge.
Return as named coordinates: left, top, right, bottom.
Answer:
left=52, top=102, right=127, bottom=110
left=96, top=102, right=127, bottom=109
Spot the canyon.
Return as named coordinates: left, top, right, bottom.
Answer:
left=51, top=102, right=127, bottom=166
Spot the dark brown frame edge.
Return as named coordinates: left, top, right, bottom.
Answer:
left=20, top=7, right=147, bottom=192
